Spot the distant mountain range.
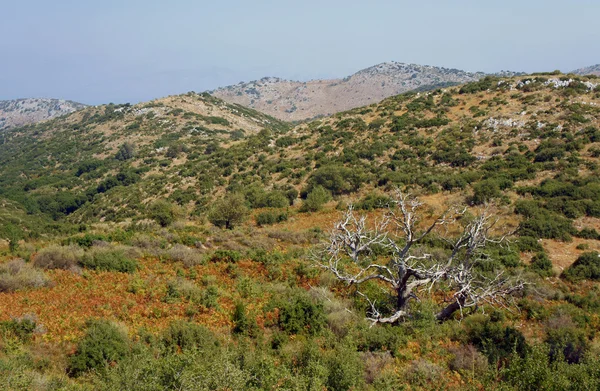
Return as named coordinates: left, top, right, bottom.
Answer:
left=0, top=98, right=86, bottom=130
left=210, top=62, right=523, bottom=121
left=572, top=64, right=600, bottom=76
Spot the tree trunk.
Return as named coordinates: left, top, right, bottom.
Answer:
left=435, top=296, right=466, bottom=322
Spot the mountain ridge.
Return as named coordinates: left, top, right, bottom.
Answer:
left=0, top=98, right=87, bottom=130
left=210, top=61, right=523, bottom=121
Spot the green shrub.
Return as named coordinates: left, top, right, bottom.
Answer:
left=562, top=252, right=600, bottom=281
left=147, top=200, right=178, bottom=227
left=166, top=278, right=203, bottom=303
left=0, top=259, right=49, bottom=292
left=162, top=320, right=219, bottom=352
left=517, top=236, right=544, bottom=253
left=464, top=315, right=528, bottom=364
left=208, top=193, right=248, bottom=229
left=80, top=248, right=138, bottom=273
left=355, top=192, right=391, bottom=210
left=545, top=319, right=589, bottom=364
left=277, top=290, right=326, bottom=335
left=0, top=315, right=37, bottom=342
left=209, top=250, right=241, bottom=263
left=68, top=319, right=129, bottom=377
left=326, top=344, right=365, bottom=390
left=114, top=142, right=136, bottom=161
left=530, top=253, right=553, bottom=277
left=300, top=186, right=331, bottom=213
left=255, top=210, right=288, bottom=226
left=33, top=245, right=83, bottom=270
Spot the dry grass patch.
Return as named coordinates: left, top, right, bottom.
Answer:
left=0, top=259, right=49, bottom=292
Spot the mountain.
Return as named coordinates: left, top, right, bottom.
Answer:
left=0, top=98, right=87, bottom=130
left=210, top=62, right=521, bottom=121
left=572, top=64, right=600, bottom=76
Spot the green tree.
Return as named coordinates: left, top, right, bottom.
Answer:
left=208, top=193, right=248, bottom=229
left=115, top=142, right=136, bottom=161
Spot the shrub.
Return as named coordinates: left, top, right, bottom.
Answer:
left=307, top=165, right=365, bottom=195
left=530, top=253, right=553, bottom=277
left=545, top=314, right=589, bottom=364
left=300, top=185, right=331, bottom=213
left=255, top=210, right=288, bottom=226
left=471, top=180, right=501, bottom=205
left=161, top=320, right=219, bottom=352
left=326, top=344, right=365, bottom=391
left=576, top=228, right=600, bottom=240
left=355, top=192, right=391, bottom=210
left=0, top=259, right=49, bottom=292
left=166, top=278, right=203, bottom=303
left=448, top=344, right=489, bottom=375
left=208, top=193, right=248, bottom=229
left=277, top=290, right=326, bottom=335
left=464, top=315, right=528, bottom=364
left=147, top=200, right=178, bottom=227
left=114, top=142, right=136, bottom=161
left=80, top=248, right=138, bottom=273
left=517, top=236, right=544, bottom=253
left=68, top=319, right=129, bottom=377
left=164, top=244, right=204, bottom=267
left=33, top=245, right=83, bottom=270
left=0, top=316, right=37, bottom=342
left=562, top=252, right=600, bottom=281
left=209, top=250, right=241, bottom=263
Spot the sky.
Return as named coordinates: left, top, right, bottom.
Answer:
left=1, top=0, right=599, bottom=105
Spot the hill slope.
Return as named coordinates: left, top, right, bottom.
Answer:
left=572, top=64, right=600, bottom=76
left=0, top=98, right=87, bottom=130
left=2, top=73, right=600, bottom=390
left=211, top=62, right=520, bottom=121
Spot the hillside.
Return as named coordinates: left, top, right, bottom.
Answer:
left=210, top=62, right=520, bottom=121
left=1, top=73, right=600, bottom=389
left=0, top=98, right=86, bottom=130
left=572, top=64, right=600, bottom=76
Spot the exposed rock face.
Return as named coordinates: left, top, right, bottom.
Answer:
left=0, top=98, right=87, bottom=130
left=211, top=62, right=520, bottom=121
left=572, top=64, right=600, bottom=76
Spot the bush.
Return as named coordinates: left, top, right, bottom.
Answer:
left=209, top=250, right=241, bottom=263
left=68, top=319, right=129, bottom=377
left=277, top=290, right=326, bottom=335
left=464, top=315, right=528, bottom=364
left=162, top=320, right=219, bottom=352
left=208, top=193, right=249, bottom=229
left=530, top=253, right=553, bottom=277
left=80, top=248, right=138, bottom=273
left=0, top=259, right=49, bottom=292
left=147, top=200, right=178, bottom=227
left=33, top=245, right=83, bottom=270
left=300, top=185, right=331, bottom=213
left=0, top=316, right=37, bottom=342
left=545, top=316, right=589, bottom=364
left=562, top=252, right=600, bottom=281
left=326, top=344, right=365, bottom=390
left=448, top=344, right=489, bottom=375
left=164, top=244, right=203, bottom=267
left=166, top=278, right=203, bottom=303
left=114, top=142, right=136, bottom=161
left=255, top=210, right=288, bottom=226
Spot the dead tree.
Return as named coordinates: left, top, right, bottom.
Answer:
left=318, top=191, right=524, bottom=326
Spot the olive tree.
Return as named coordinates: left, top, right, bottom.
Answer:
left=317, top=191, right=523, bottom=325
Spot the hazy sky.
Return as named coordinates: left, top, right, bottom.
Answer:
left=1, top=0, right=599, bottom=104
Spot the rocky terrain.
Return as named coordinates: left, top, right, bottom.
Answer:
left=572, top=64, right=600, bottom=76
left=211, top=62, right=520, bottom=121
left=0, top=98, right=86, bottom=130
